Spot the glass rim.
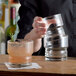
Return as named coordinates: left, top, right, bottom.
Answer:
left=43, top=13, right=61, bottom=20
left=8, top=39, right=33, bottom=44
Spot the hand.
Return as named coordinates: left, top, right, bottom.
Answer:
left=24, top=16, right=56, bottom=40
left=32, top=16, right=47, bottom=39
left=32, top=16, right=56, bottom=39
left=24, top=16, right=56, bottom=52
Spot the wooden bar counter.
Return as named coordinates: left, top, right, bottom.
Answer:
left=0, top=55, right=76, bottom=76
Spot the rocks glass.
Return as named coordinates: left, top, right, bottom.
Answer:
left=43, top=14, right=68, bottom=61
left=7, top=40, right=33, bottom=68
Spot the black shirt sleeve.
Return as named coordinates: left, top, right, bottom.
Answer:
left=17, top=0, right=76, bottom=57
left=17, top=0, right=38, bottom=39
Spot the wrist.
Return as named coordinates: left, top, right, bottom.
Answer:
left=24, top=31, right=42, bottom=41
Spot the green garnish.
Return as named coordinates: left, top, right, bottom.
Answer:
left=6, top=24, right=19, bottom=42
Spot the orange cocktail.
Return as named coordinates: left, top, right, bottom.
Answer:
left=7, top=40, right=33, bottom=66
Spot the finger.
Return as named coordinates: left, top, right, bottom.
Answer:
left=36, top=28, right=46, bottom=35
left=33, top=16, right=43, bottom=28
left=34, top=16, right=43, bottom=22
left=33, top=21, right=46, bottom=28
left=37, top=22, right=46, bottom=28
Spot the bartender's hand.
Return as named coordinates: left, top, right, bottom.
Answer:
left=24, top=16, right=56, bottom=52
left=24, top=16, right=56, bottom=40
left=32, top=16, right=47, bottom=39
left=31, top=16, right=56, bottom=39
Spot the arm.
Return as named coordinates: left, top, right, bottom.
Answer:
left=24, top=30, right=42, bottom=52
left=18, top=0, right=55, bottom=53
left=17, top=0, right=44, bottom=52
left=24, top=16, right=47, bottom=52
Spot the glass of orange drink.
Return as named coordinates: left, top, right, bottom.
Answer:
left=7, top=39, right=33, bottom=67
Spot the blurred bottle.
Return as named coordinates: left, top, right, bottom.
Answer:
left=0, top=0, right=6, bottom=54
left=6, top=6, right=16, bottom=54
left=10, top=7, right=16, bottom=26
left=9, top=0, right=19, bottom=4
left=5, top=0, right=9, bottom=30
left=0, top=23, right=6, bottom=54
left=13, top=0, right=19, bottom=3
left=5, top=0, right=8, bottom=4
left=0, top=0, right=6, bottom=29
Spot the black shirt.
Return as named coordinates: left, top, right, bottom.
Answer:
left=18, top=0, right=76, bottom=57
